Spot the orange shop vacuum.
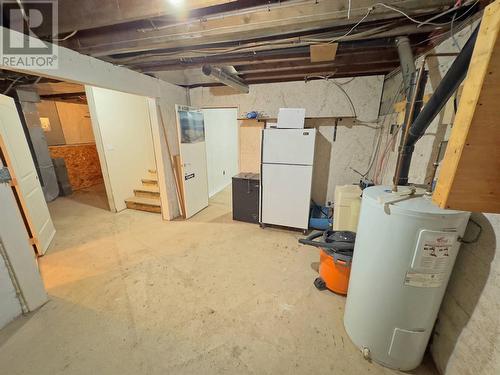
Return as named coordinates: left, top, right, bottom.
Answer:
left=299, top=230, right=356, bottom=295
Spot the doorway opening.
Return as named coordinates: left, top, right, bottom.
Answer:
left=35, top=82, right=109, bottom=211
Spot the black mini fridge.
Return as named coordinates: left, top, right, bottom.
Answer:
left=232, top=173, right=260, bottom=224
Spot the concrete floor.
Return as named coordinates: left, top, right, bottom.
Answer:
left=0, top=185, right=437, bottom=375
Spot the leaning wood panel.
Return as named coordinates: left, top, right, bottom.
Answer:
left=49, top=143, right=104, bottom=190
left=239, top=119, right=264, bottom=174
left=433, top=1, right=500, bottom=213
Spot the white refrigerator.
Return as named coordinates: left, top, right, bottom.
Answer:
left=260, top=128, right=316, bottom=231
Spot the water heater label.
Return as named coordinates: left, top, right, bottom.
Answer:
left=411, top=230, right=457, bottom=273
left=404, top=271, right=445, bottom=288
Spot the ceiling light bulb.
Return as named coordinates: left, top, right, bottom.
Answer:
left=169, top=0, right=184, bottom=6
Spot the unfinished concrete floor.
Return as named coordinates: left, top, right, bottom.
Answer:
left=0, top=186, right=437, bottom=375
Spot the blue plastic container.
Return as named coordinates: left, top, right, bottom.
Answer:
left=309, top=204, right=332, bottom=230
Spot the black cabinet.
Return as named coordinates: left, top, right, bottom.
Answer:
left=232, top=173, right=260, bottom=224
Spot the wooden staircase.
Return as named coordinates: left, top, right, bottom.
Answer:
left=125, top=169, right=161, bottom=213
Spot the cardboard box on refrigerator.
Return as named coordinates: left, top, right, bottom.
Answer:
left=277, top=108, right=306, bottom=129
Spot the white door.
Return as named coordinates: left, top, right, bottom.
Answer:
left=0, top=94, right=55, bottom=255
left=262, top=128, right=316, bottom=165
left=203, top=108, right=238, bottom=197
left=260, top=163, right=313, bottom=230
left=175, top=105, right=209, bottom=219
left=0, top=159, right=47, bottom=312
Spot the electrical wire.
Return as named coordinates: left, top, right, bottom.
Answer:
left=372, top=81, right=405, bottom=183
left=450, top=12, right=461, bottom=51
left=126, top=2, right=480, bottom=66
left=326, top=7, right=373, bottom=45
left=3, top=77, right=23, bottom=95
left=15, top=0, right=29, bottom=23
left=305, top=76, right=358, bottom=117
left=373, top=2, right=476, bottom=27
left=357, top=80, right=404, bottom=180
left=121, top=21, right=392, bottom=65
left=53, top=30, right=78, bottom=42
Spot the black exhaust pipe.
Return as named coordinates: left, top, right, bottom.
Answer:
left=395, top=25, right=480, bottom=186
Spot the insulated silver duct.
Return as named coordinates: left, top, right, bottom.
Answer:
left=202, top=65, right=249, bottom=94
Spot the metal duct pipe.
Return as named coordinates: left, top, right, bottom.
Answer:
left=393, top=65, right=428, bottom=189
left=395, top=36, right=417, bottom=151
left=395, top=36, right=416, bottom=101
left=202, top=65, right=249, bottom=94
left=396, top=25, right=480, bottom=186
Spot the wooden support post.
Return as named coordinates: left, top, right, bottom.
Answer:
left=433, top=0, right=500, bottom=213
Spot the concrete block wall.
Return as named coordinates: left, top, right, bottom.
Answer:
left=375, top=18, right=500, bottom=375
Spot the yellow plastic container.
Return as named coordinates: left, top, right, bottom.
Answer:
left=333, top=185, right=362, bottom=232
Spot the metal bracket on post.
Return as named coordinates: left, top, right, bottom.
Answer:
left=0, top=167, right=12, bottom=184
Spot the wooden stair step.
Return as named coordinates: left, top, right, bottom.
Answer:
left=141, top=177, right=158, bottom=186
left=134, top=186, right=160, bottom=198
left=148, top=169, right=157, bottom=175
left=125, top=196, right=161, bottom=213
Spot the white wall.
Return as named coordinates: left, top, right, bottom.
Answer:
left=190, top=76, right=384, bottom=122
left=375, top=18, right=500, bottom=375
left=0, top=255, right=21, bottom=329
left=191, top=77, right=384, bottom=205
left=203, top=108, right=239, bottom=197
left=87, top=87, right=156, bottom=212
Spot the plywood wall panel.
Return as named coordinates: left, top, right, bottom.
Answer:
left=49, top=144, right=103, bottom=190
left=239, top=119, right=263, bottom=173
left=55, top=102, right=95, bottom=144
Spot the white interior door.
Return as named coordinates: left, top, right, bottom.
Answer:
left=203, top=108, right=238, bottom=197
left=0, top=94, right=55, bottom=255
left=0, top=159, right=47, bottom=313
left=175, top=105, right=209, bottom=219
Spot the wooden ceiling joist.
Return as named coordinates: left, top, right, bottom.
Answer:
left=43, top=0, right=241, bottom=36
left=62, top=0, right=451, bottom=57
left=17, top=0, right=480, bottom=87
left=239, top=61, right=398, bottom=80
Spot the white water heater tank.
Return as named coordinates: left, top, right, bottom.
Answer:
left=344, top=186, right=470, bottom=371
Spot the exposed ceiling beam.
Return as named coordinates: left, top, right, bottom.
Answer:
left=63, top=0, right=451, bottom=57
left=239, top=61, right=398, bottom=80
left=108, top=22, right=436, bottom=66
left=41, top=0, right=240, bottom=36
left=116, top=33, right=430, bottom=72
left=234, top=52, right=400, bottom=74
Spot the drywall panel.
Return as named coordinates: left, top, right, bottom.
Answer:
left=56, top=102, right=95, bottom=144
left=86, top=87, right=156, bottom=212
left=49, top=144, right=104, bottom=190
left=36, top=100, right=66, bottom=146
left=239, top=119, right=263, bottom=173
left=203, top=108, right=239, bottom=197
left=190, top=76, right=384, bottom=122
left=0, top=253, right=21, bottom=329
